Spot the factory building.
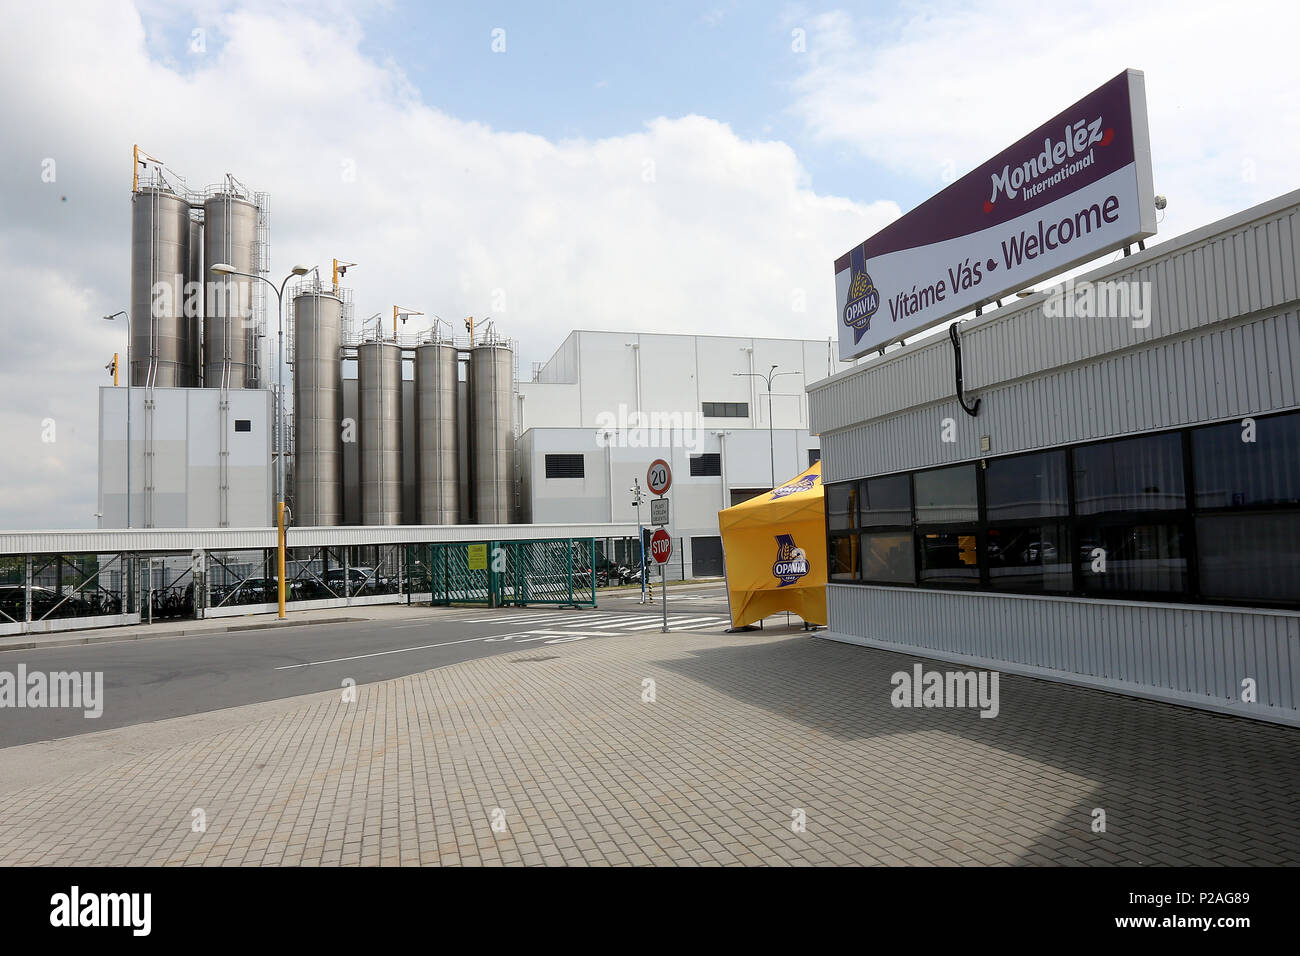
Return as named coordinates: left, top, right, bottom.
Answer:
left=99, top=164, right=276, bottom=528
left=516, top=331, right=855, bottom=577
left=811, top=187, right=1300, bottom=726
left=98, top=155, right=519, bottom=533
left=100, top=158, right=848, bottom=566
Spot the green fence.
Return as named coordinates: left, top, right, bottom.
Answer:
left=408, top=537, right=596, bottom=608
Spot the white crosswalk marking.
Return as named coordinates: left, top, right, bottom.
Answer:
left=560, top=615, right=649, bottom=627
left=624, top=616, right=725, bottom=631
left=441, top=609, right=732, bottom=633
left=452, top=613, right=569, bottom=624
left=621, top=617, right=710, bottom=631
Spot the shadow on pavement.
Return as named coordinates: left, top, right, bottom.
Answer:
left=652, top=634, right=1300, bottom=865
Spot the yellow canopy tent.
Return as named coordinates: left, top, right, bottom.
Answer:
left=718, top=461, right=826, bottom=628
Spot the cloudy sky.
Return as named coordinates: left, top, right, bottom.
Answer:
left=0, top=0, right=1294, bottom=529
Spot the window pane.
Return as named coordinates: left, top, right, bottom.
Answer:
left=1196, top=513, right=1300, bottom=603
left=1192, top=412, right=1300, bottom=509
left=914, top=465, right=978, bottom=524
left=862, top=474, right=912, bottom=527
left=829, top=534, right=860, bottom=582
left=987, top=523, right=1071, bottom=592
left=986, top=451, right=1068, bottom=519
left=1078, top=522, right=1186, bottom=593
left=918, top=532, right=979, bottom=584
left=1073, top=433, right=1185, bottom=514
left=861, top=533, right=915, bottom=584
left=826, top=481, right=859, bottom=531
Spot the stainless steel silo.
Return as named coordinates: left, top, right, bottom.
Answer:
left=415, top=342, right=460, bottom=524
left=185, top=216, right=204, bottom=386
left=129, top=187, right=194, bottom=387
left=293, top=292, right=344, bottom=526
left=202, top=192, right=259, bottom=389
left=469, top=343, right=515, bottom=524
left=357, top=341, right=403, bottom=525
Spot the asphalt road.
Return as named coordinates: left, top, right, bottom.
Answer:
left=0, top=583, right=734, bottom=748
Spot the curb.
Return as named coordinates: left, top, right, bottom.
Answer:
left=0, top=616, right=368, bottom=654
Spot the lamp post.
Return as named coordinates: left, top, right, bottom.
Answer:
left=733, top=365, right=800, bottom=489
left=630, top=478, right=648, bottom=604
left=209, top=262, right=313, bottom=620
left=102, top=311, right=130, bottom=527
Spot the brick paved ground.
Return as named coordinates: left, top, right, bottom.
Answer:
left=0, top=627, right=1296, bottom=865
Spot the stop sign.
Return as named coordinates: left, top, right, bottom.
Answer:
left=649, top=528, right=672, bottom=564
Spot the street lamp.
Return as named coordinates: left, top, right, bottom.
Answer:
left=630, top=478, right=649, bottom=604
left=734, top=365, right=801, bottom=489
left=102, top=311, right=130, bottom=527
left=209, top=261, right=313, bottom=620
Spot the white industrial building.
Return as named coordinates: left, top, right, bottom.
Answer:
left=97, top=386, right=273, bottom=529
left=516, top=330, right=854, bottom=577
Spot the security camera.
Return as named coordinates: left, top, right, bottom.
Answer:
left=1154, top=195, right=1167, bottom=210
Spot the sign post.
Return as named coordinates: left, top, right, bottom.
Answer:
left=650, top=528, right=672, bottom=632
left=646, top=460, right=673, bottom=622
left=630, top=479, right=647, bottom=604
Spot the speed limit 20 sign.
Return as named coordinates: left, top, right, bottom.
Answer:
left=647, top=459, right=671, bottom=496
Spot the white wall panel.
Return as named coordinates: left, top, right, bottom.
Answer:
left=826, top=585, right=1300, bottom=726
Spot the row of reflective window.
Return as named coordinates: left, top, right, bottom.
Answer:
left=825, top=410, right=1300, bottom=607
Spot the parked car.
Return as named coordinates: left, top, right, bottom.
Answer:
left=323, top=567, right=392, bottom=595
left=0, top=585, right=102, bottom=621
left=1021, top=541, right=1059, bottom=563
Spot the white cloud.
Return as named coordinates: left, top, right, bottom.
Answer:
left=791, top=0, right=1300, bottom=237
left=0, top=1, right=896, bottom=529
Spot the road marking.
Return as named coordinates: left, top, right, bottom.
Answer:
left=274, top=635, right=490, bottom=669
left=274, top=622, right=643, bottom=669
left=624, top=617, right=719, bottom=631
left=448, top=614, right=568, bottom=624
left=407, top=610, right=730, bottom=634
left=513, top=632, right=621, bottom=643
left=589, top=617, right=678, bottom=629
left=449, top=612, right=598, bottom=624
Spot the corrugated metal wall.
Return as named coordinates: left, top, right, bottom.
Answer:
left=822, top=307, right=1299, bottom=481
left=827, top=585, right=1300, bottom=726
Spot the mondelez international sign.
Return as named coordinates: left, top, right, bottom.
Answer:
left=835, top=69, right=1156, bottom=361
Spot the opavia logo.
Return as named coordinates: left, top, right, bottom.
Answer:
left=772, top=533, right=810, bottom=587
left=984, top=117, right=1114, bottom=212
left=771, top=474, right=817, bottom=499
left=842, top=246, right=879, bottom=343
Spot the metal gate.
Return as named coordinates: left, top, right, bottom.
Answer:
left=413, top=538, right=596, bottom=608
